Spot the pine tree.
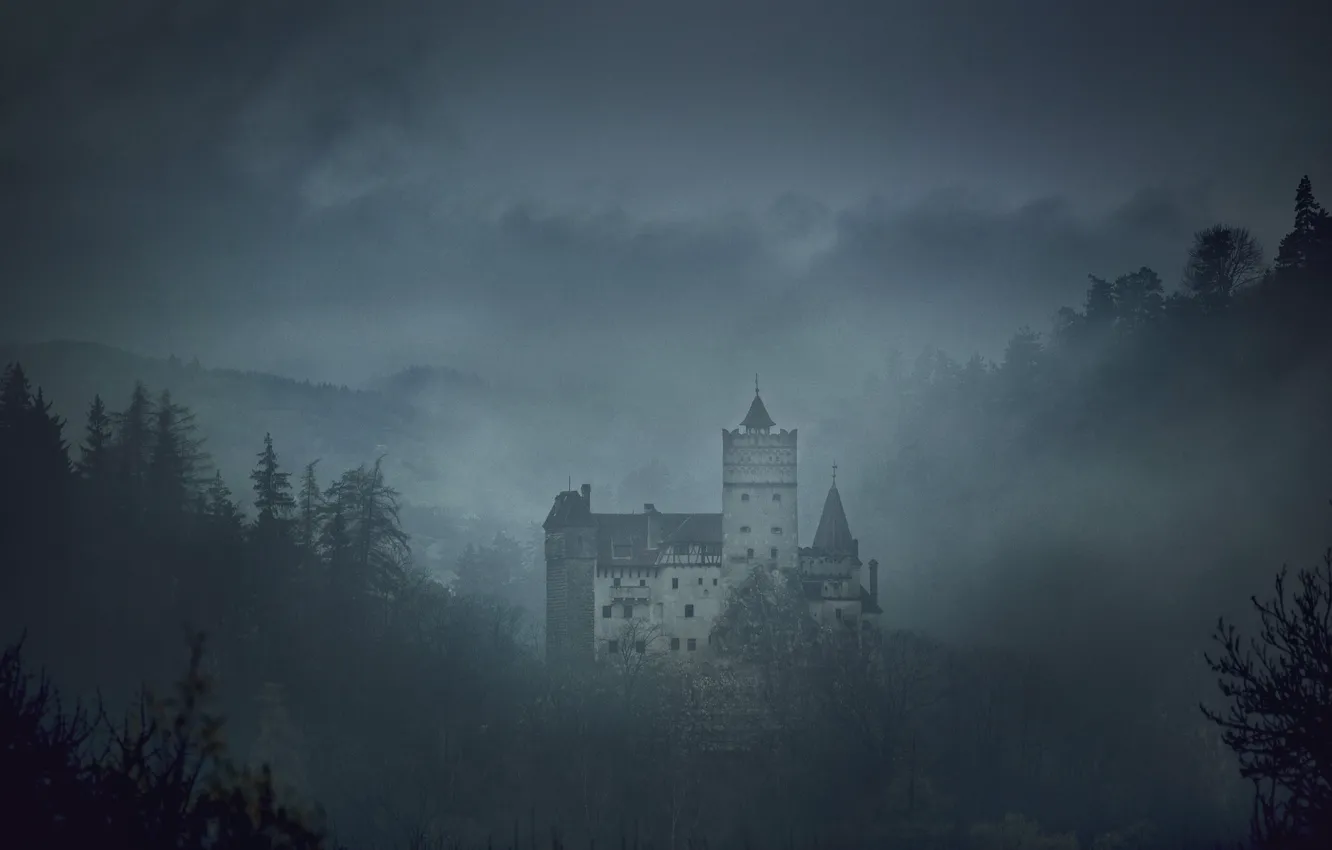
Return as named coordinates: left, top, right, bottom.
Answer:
left=1274, top=176, right=1330, bottom=275
left=250, top=433, right=295, bottom=530
left=77, top=395, right=114, bottom=480
left=322, top=459, right=409, bottom=600
left=295, top=460, right=323, bottom=553
left=111, top=382, right=155, bottom=514
left=146, top=390, right=207, bottom=518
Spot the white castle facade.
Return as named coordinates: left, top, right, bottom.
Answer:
left=543, top=386, right=882, bottom=664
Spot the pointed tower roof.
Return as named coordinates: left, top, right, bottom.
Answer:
left=812, top=481, right=855, bottom=557
left=740, top=374, right=776, bottom=430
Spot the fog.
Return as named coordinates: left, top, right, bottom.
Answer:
left=3, top=1, right=1331, bottom=848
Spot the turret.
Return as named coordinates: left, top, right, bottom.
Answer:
left=722, top=378, right=799, bottom=579
left=544, top=483, right=597, bottom=664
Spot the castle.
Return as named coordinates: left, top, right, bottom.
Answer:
left=543, top=384, right=882, bottom=664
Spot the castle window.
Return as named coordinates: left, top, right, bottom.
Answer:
left=713, top=578, right=718, bottom=586
left=613, top=543, right=633, bottom=559
left=698, top=577, right=703, bottom=585
left=687, top=638, right=697, bottom=651
left=770, top=547, right=778, bottom=559
left=746, top=548, right=754, bottom=558
left=671, top=638, right=680, bottom=651
left=684, top=604, right=694, bottom=618
left=672, top=577, right=679, bottom=589
left=623, top=605, right=633, bottom=619
left=741, top=493, right=749, bottom=502
left=639, top=579, right=646, bottom=586
left=602, top=605, right=611, bottom=618
left=634, top=641, right=646, bottom=654
left=772, top=493, right=781, bottom=502
left=613, top=577, right=621, bottom=587
left=835, top=608, right=843, bottom=621
left=740, top=525, right=751, bottom=533
left=771, top=527, right=782, bottom=535
left=608, top=640, right=619, bottom=654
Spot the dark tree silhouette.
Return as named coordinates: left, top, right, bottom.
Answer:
left=1201, top=530, right=1332, bottom=848
left=1183, top=225, right=1265, bottom=309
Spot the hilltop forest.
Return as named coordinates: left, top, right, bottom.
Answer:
left=3, top=175, right=1332, bottom=849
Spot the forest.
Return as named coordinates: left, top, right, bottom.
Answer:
left=3, top=175, right=1332, bottom=849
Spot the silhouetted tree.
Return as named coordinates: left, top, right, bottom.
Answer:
left=77, top=394, right=113, bottom=481
left=1183, top=225, right=1265, bottom=309
left=251, top=432, right=295, bottom=532
left=1201, top=532, right=1332, bottom=848
left=1274, top=176, right=1332, bottom=277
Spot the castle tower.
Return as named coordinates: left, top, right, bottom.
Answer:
left=722, top=379, right=798, bottom=582
left=543, top=483, right=597, bottom=664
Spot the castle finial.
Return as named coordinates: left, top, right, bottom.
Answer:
left=832, top=461, right=837, bottom=485
left=755, top=373, right=760, bottom=395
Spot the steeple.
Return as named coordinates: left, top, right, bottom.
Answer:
left=812, top=474, right=855, bottom=558
left=740, top=374, right=776, bottom=432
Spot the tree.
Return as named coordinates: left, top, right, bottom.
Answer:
left=77, top=395, right=113, bottom=481
left=1200, top=531, right=1332, bottom=847
left=146, top=390, right=206, bottom=518
left=1183, top=225, right=1265, bottom=308
left=111, top=382, right=155, bottom=514
left=323, top=459, right=410, bottom=601
left=1274, top=176, right=1332, bottom=277
left=295, top=460, right=323, bottom=553
left=250, top=432, right=295, bottom=531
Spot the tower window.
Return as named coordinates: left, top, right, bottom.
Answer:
left=687, top=638, right=697, bottom=651
left=672, top=577, right=679, bottom=589
left=746, top=548, right=754, bottom=558
left=671, top=638, right=680, bottom=651
left=835, top=608, right=843, bottom=621
left=684, top=604, right=694, bottom=618
left=740, top=493, right=749, bottom=502
left=713, top=578, right=718, bottom=586
left=602, top=605, right=611, bottom=618
left=740, top=525, right=751, bottom=533
left=770, top=547, right=778, bottom=559
left=613, top=577, right=621, bottom=587
left=771, top=527, right=782, bottom=535
left=698, top=577, right=703, bottom=585
left=623, top=605, right=632, bottom=618
left=772, top=493, right=781, bottom=502
left=639, top=578, right=646, bottom=586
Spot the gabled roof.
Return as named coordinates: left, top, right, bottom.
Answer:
left=740, top=393, right=776, bottom=430
left=595, top=512, right=722, bottom=567
left=812, top=484, right=855, bottom=556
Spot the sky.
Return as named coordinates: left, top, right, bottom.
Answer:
left=2, top=0, right=1329, bottom=403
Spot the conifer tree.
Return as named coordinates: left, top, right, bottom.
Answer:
left=1274, top=176, right=1331, bottom=276
left=111, top=382, right=155, bottom=514
left=295, top=460, right=323, bottom=553
left=77, top=395, right=113, bottom=481
left=322, top=459, right=409, bottom=599
left=250, top=433, right=295, bottom=530
left=146, top=390, right=207, bottom=518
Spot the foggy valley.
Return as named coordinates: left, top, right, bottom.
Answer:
left=2, top=1, right=1331, bottom=848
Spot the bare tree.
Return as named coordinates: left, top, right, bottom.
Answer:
left=1183, top=224, right=1266, bottom=307
left=1200, top=537, right=1332, bottom=848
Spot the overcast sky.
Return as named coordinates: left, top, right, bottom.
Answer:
left=3, top=0, right=1329, bottom=401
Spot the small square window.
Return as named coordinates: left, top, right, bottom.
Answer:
left=684, top=604, right=694, bottom=618
left=746, top=548, right=754, bottom=558
left=741, top=493, right=750, bottom=502
left=602, top=605, right=611, bottom=618
left=687, top=638, right=697, bottom=651
left=639, top=578, right=646, bottom=586
left=613, top=577, right=621, bottom=587
left=772, top=493, right=781, bottom=502
left=771, top=527, right=782, bottom=535
left=671, top=638, right=680, bottom=650
left=635, top=641, right=646, bottom=654
left=672, top=577, right=679, bottom=589
left=608, top=640, right=619, bottom=654
left=740, top=525, right=751, bottom=533
left=623, top=605, right=633, bottom=618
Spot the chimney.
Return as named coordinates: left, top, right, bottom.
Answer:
left=868, top=559, right=879, bottom=603
left=643, top=503, right=656, bottom=513
left=580, top=483, right=591, bottom=509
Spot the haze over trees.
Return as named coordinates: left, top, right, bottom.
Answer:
left=2, top=174, right=1331, bottom=848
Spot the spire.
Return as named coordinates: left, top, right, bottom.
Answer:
left=812, top=477, right=855, bottom=556
left=740, top=378, right=776, bottom=431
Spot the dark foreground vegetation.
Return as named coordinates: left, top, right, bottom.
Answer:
left=3, top=175, right=1332, bottom=848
